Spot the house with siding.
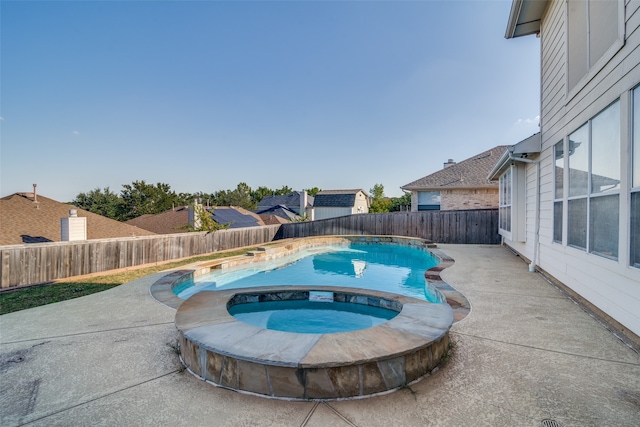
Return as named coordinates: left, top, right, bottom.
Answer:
left=312, top=190, right=369, bottom=220
left=401, top=146, right=509, bottom=211
left=492, top=0, right=640, bottom=346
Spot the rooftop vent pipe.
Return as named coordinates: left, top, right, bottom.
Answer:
left=443, top=159, right=456, bottom=168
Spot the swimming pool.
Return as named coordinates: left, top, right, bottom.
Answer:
left=173, top=242, right=443, bottom=303
left=151, top=236, right=468, bottom=400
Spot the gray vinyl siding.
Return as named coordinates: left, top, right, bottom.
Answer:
left=511, top=0, right=640, bottom=337
left=314, top=207, right=353, bottom=221
left=541, top=0, right=567, bottom=136
left=525, top=162, right=538, bottom=253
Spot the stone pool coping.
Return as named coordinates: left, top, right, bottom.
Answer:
left=176, top=286, right=453, bottom=400
left=149, top=235, right=470, bottom=322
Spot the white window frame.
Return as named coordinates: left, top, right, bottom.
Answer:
left=566, top=100, right=621, bottom=260
left=499, top=168, right=512, bottom=233
left=631, top=85, right=640, bottom=268
left=553, top=140, right=564, bottom=244
left=565, top=0, right=625, bottom=103
left=498, top=165, right=526, bottom=242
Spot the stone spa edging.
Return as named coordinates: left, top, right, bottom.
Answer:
left=175, top=286, right=454, bottom=400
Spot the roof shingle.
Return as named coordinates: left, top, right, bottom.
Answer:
left=401, top=146, right=509, bottom=190
left=313, top=190, right=368, bottom=208
left=0, top=193, right=156, bottom=246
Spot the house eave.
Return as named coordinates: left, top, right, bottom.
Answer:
left=505, top=0, right=548, bottom=39
left=488, top=151, right=512, bottom=181
left=401, top=184, right=498, bottom=191
left=488, top=133, right=541, bottom=180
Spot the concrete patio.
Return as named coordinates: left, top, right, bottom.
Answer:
left=1, top=244, right=639, bottom=426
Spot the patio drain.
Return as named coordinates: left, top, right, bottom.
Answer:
left=540, top=419, right=562, bottom=427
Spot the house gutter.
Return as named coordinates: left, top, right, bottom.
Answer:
left=505, top=0, right=524, bottom=38
left=507, top=149, right=540, bottom=273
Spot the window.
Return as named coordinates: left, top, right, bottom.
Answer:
left=498, top=164, right=526, bottom=242
left=417, top=191, right=440, bottom=211
left=567, top=0, right=622, bottom=94
left=568, top=124, right=588, bottom=249
left=631, top=86, right=640, bottom=267
left=553, top=141, right=564, bottom=243
left=499, top=168, right=512, bottom=232
left=567, top=101, right=620, bottom=259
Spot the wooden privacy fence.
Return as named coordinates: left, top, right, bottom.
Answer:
left=0, top=225, right=280, bottom=289
left=0, top=209, right=498, bottom=288
left=276, top=209, right=500, bottom=245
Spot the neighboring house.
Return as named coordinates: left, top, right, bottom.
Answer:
left=256, top=205, right=302, bottom=224
left=127, top=205, right=266, bottom=232
left=256, top=191, right=314, bottom=217
left=401, top=146, right=509, bottom=211
left=312, top=190, right=369, bottom=221
left=0, top=192, right=155, bottom=245
left=494, top=0, right=640, bottom=342
left=125, top=206, right=190, bottom=234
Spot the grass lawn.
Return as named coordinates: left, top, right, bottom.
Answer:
left=0, top=247, right=257, bottom=315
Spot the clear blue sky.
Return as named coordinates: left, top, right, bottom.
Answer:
left=1, top=0, right=540, bottom=202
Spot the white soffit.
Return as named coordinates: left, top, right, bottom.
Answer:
left=511, top=132, right=541, bottom=155
left=505, top=0, right=548, bottom=39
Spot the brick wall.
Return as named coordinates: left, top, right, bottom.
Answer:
left=441, top=189, right=498, bottom=210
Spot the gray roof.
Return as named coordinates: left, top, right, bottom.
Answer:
left=401, top=146, right=509, bottom=191
left=313, top=190, right=367, bottom=208
left=256, top=205, right=301, bottom=221
left=257, top=193, right=300, bottom=209
left=257, top=191, right=314, bottom=212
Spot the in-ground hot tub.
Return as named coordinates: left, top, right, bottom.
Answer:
left=228, top=291, right=400, bottom=334
left=176, top=286, right=453, bottom=400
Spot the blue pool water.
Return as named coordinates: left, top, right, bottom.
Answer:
left=174, top=243, right=442, bottom=303
left=228, top=300, right=399, bottom=334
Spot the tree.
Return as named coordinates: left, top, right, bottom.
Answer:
left=306, top=187, right=322, bottom=197
left=72, top=187, right=123, bottom=220
left=369, top=183, right=392, bottom=213
left=390, top=192, right=412, bottom=212
left=119, top=180, right=179, bottom=221
left=274, top=185, right=293, bottom=196
left=179, top=192, right=217, bottom=207
left=251, top=186, right=274, bottom=206
left=216, top=182, right=255, bottom=210
left=291, top=213, right=310, bottom=222
left=187, top=202, right=229, bottom=232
